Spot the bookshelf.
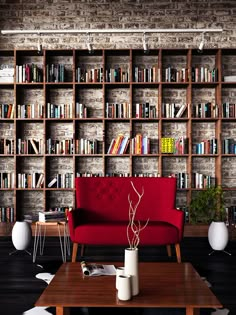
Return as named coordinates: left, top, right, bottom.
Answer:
left=0, top=48, right=236, bottom=237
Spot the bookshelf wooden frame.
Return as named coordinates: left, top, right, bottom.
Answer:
left=0, top=48, right=236, bottom=237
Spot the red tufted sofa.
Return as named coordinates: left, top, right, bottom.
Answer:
left=68, top=176, right=185, bottom=263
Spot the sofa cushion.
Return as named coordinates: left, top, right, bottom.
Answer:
left=73, top=221, right=179, bottom=246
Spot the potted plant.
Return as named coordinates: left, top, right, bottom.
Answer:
left=190, top=186, right=229, bottom=251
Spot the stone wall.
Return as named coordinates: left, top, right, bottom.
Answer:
left=0, top=0, right=235, bottom=50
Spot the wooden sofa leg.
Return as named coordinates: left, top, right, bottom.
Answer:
left=175, top=243, right=181, bottom=263
left=81, top=244, right=85, bottom=257
left=72, top=243, right=78, bottom=262
left=166, top=244, right=172, bottom=257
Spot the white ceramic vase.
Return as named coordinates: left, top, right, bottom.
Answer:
left=124, top=247, right=139, bottom=296
left=117, top=275, right=132, bottom=301
left=208, top=221, right=229, bottom=251
left=12, top=221, right=32, bottom=250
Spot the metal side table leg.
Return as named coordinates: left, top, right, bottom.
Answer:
left=33, top=223, right=40, bottom=263
left=65, top=222, right=71, bottom=257
left=58, top=223, right=66, bottom=262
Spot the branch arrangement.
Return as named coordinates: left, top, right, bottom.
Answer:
left=127, top=181, right=149, bottom=249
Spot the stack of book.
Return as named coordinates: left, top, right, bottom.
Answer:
left=38, top=211, right=66, bottom=222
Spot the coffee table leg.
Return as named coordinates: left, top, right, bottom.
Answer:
left=56, top=306, right=70, bottom=315
left=186, top=307, right=200, bottom=315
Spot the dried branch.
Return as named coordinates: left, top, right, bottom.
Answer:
left=127, top=181, right=149, bottom=249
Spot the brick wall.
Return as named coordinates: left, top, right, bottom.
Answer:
left=0, top=0, right=235, bottom=50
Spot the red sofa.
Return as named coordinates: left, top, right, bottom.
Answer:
left=68, top=177, right=184, bottom=263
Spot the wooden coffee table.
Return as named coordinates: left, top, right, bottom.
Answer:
left=35, top=262, right=223, bottom=315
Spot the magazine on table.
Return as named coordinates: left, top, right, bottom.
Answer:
left=81, top=261, right=116, bottom=276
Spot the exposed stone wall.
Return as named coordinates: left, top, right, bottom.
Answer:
left=0, top=0, right=235, bottom=50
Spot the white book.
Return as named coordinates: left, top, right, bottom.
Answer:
left=48, top=177, right=57, bottom=188
left=175, top=104, right=187, bottom=118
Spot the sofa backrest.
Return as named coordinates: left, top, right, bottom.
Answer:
left=75, top=177, right=177, bottom=222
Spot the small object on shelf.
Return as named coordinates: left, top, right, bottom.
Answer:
left=224, top=75, right=236, bottom=82
left=38, top=210, right=66, bottom=222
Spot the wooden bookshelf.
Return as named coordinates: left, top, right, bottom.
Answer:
left=0, top=48, right=236, bottom=236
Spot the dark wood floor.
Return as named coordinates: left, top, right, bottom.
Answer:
left=0, top=236, right=235, bottom=315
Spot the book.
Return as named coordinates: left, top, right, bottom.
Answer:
left=36, top=173, right=44, bottom=188
left=80, top=261, right=116, bottom=276
left=48, top=177, right=57, bottom=188
left=175, top=104, right=187, bottom=118
left=112, top=134, right=124, bottom=154
left=30, top=139, right=39, bottom=154
left=38, top=210, right=66, bottom=222
left=224, top=75, right=236, bottom=82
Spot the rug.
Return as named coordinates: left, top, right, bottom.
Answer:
left=22, top=267, right=230, bottom=315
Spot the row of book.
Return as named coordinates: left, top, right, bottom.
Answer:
left=47, top=173, right=74, bottom=188
left=46, top=63, right=65, bottom=82
left=135, top=103, right=157, bottom=118
left=106, top=102, right=131, bottom=118
left=17, top=103, right=44, bottom=119
left=76, top=67, right=103, bottom=83
left=17, top=139, right=43, bottom=155
left=193, top=138, right=217, bottom=155
left=191, top=67, right=218, bottom=83
left=162, top=103, right=187, bottom=118
left=5, top=137, right=235, bottom=156
left=222, top=102, right=236, bottom=118
left=179, top=205, right=236, bottom=226
left=76, top=173, right=159, bottom=177
left=76, top=172, right=104, bottom=177
left=192, top=173, right=215, bottom=189
left=0, top=103, right=14, bottom=118
left=169, top=173, right=189, bottom=189
left=130, top=134, right=150, bottom=154
left=0, top=139, right=14, bottom=155
left=192, top=103, right=219, bottom=118
left=16, top=64, right=43, bottom=83
left=75, top=103, right=88, bottom=118
left=46, top=138, right=74, bottom=155
left=46, top=103, right=73, bottom=119
left=0, top=172, right=14, bottom=188
left=226, top=206, right=236, bottom=226
left=17, top=173, right=44, bottom=189
left=107, top=134, right=129, bottom=154
left=0, top=207, right=14, bottom=223
left=133, top=66, right=161, bottom=83
left=222, top=138, right=236, bottom=154
left=3, top=102, right=236, bottom=120
left=75, top=139, right=99, bottom=154
left=164, top=67, right=189, bottom=83
left=105, top=67, right=130, bottom=83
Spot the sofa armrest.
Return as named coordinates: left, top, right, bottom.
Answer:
left=67, top=208, right=82, bottom=242
left=157, top=208, right=185, bottom=241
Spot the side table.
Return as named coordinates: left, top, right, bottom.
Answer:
left=33, top=221, right=70, bottom=263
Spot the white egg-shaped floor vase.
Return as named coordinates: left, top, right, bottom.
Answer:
left=208, top=221, right=229, bottom=252
left=11, top=221, right=32, bottom=251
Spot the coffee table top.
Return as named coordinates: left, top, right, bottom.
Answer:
left=35, top=262, right=222, bottom=309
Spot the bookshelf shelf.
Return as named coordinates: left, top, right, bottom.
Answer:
left=1, top=48, right=236, bottom=236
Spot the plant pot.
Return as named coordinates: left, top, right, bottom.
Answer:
left=208, top=221, right=228, bottom=251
